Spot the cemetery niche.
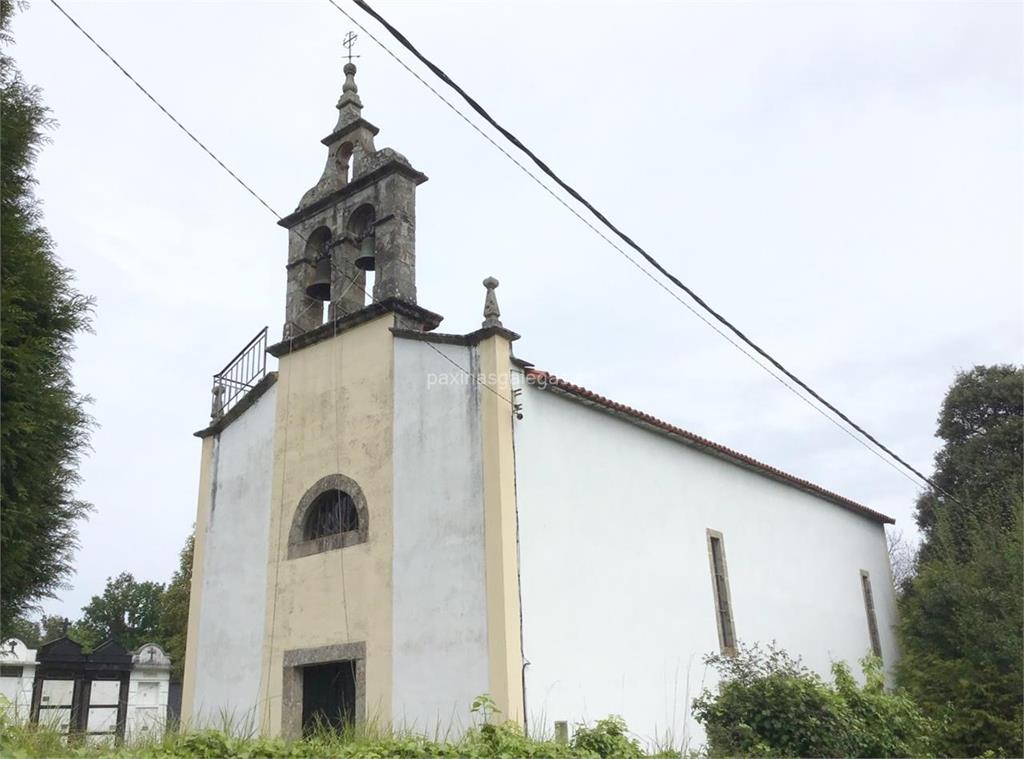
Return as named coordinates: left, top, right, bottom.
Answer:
left=0, top=635, right=172, bottom=744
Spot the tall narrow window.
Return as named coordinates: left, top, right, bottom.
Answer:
left=707, top=529, right=736, bottom=654
left=860, top=570, right=883, bottom=658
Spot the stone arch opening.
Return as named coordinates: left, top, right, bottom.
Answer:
left=304, top=226, right=334, bottom=323
left=288, top=474, right=369, bottom=559
left=336, top=142, right=354, bottom=186
left=347, top=205, right=376, bottom=305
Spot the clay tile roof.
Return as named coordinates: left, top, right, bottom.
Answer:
left=524, top=368, right=895, bottom=525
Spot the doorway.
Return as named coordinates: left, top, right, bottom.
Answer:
left=300, top=662, right=356, bottom=736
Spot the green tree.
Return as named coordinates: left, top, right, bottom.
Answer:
left=899, top=491, right=1023, bottom=757
left=159, top=532, right=194, bottom=679
left=0, top=0, right=94, bottom=632
left=914, top=365, right=1022, bottom=539
left=37, top=613, right=68, bottom=644
left=899, top=365, right=1024, bottom=757
left=1, top=614, right=41, bottom=647
left=76, top=572, right=165, bottom=653
left=1, top=612, right=70, bottom=648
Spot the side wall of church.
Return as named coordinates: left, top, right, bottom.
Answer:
left=513, top=377, right=898, bottom=750
left=185, top=384, right=277, bottom=728
left=391, top=338, right=490, bottom=732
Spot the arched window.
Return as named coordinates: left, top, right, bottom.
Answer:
left=288, top=474, right=369, bottom=559
left=304, top=490, right=359, bottom=540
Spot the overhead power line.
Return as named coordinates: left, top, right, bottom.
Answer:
left=47, top=0, right=515, bottom=412
left=47, top=0, right=280, bottom=220
left=321, top=3, right=926, bottom=494
left=49, top=0, right=942, bottom=500
left=338, top=0, right=950, bottom=500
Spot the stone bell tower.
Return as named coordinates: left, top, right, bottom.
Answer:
left=277, top=61, right=428, bottom=339
left=185, top=48, right=524, bottom=738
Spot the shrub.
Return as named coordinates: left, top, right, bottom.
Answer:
left=692, top=643, right=935, bottom=758
left=832, top=656, right=936, bottom=758
left=571, top=715, right=644, bottom=759
left=469, top=720, right=580, bottom=758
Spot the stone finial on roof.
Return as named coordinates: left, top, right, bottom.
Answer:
left=482, top=277, right=502, bottom=329
left=342, top=63, right=359, bottom=97
left=335, top=62, right=364, bottom=129
left=211, top=383, right=225, bottom=420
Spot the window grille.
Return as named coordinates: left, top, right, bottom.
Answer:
left=0, top=665, right=23, bottom=678
left=305, top=490, right=359, bottom=540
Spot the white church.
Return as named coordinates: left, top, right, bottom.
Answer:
left=181, top=59, right=898, bottom=745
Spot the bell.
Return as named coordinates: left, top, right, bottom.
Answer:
left=354, top=236, right=376, bottom=272
left=304, top=255, right=332, bottom=301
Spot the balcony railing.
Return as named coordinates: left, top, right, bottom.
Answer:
left=210, top=327, right=268, bottom=420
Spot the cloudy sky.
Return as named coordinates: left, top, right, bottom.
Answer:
left=9, top=0, right=1021, bottom=619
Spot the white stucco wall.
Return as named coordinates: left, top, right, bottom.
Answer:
left=191, top=385, right=277, bottom=728
left=391, top=338, right=490, bottom=733
left=513, top=379, right=898, bottom=750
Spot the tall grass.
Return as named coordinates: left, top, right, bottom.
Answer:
left=0, top=712, right=693, bottom=758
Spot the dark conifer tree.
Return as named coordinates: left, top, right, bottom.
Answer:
left=898, top=365, right=1023, bottom=757
left=1, top=0, right=94, bottom=632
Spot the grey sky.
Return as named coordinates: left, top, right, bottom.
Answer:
left=9, top=0, right=1021, bottom=620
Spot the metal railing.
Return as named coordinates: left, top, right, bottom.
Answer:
left=210, top=327, right=268, bottom=420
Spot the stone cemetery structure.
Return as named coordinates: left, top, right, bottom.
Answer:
left=0, top=636, right=172, bottom=743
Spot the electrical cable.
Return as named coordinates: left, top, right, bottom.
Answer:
left=48, top=0, right=932, bottom=499
left=45, top=0, right=518, bottom=730
left=336, top=0, right=953, bottom=500
left=47, top=0, right=515, bottom=412
left=323, top=0, right=928, bottom=494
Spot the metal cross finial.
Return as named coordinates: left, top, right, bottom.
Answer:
left=342, top=31, right=360, bottom=64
